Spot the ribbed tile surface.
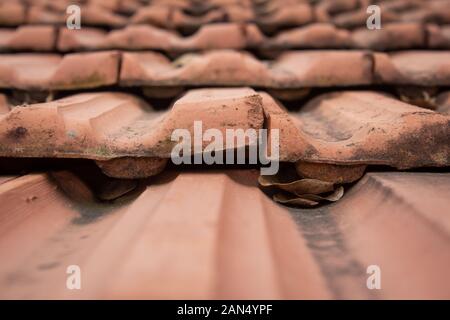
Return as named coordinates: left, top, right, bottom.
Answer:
left=0, top=170, right=449, bottom=299
left=262, top=91, right=450, bottom=168
left=0, top=51, right=119, bottom=90
left=0, top=88, right=263, bottom=160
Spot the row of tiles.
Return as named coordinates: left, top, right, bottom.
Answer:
left=0, top=169, right=448, bottom=299
left=2, top=22, right=450, bottom=52
left=1, top=88, right=449, bottom=178
left=1, top=50, right=450, bottom=90
left=2, top=0, right=450, bottom=29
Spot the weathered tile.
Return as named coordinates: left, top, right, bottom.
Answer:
left=0, top=51, right=119, bottom=90
left=120, top=50, right=373, bottom=88
left=374, top=51, right=450, bottom=85
left=256, top=2, right=314, bottom=27
left=352, top=23, right=425, bottom=50
left=0, top=93, right=9, bottom=114
left=0, top=88, right=264, bottom=177
left=58, top=23, right=250, bottom=51
left=262, top=90, right=450, bottom=168
left=0, top=2, right=26, bottom=26
left=0, top=26, right=55, bottom=51
left=27, top=4, right=127, bottom=27
left=428, top=24, right=450, bottom=48
left=0, top=170, right=332, bottom=299
left=436, top=91, right=450, bottom=114
left=331, top=172, right=450, bottom=299
left=263, top=23, right=352, bottom=49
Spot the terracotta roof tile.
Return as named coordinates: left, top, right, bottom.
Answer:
left=262, top=23, right=352, bottom=49
left=1, top=0, right=450, bottom=300
left=256, top=2, right=314, bottom=27
left=130, top=5, right=232, bottom=28
left=436, top=91, right=450, bottom=114
left=351, top=23, right=425, bottom=50
left=330, top=172, right=450, bottom=299
left=0, top=88, right=264, bottom=177
left=0, top=93, right=9, bottom=114
left=120, top=50, right=373, bottom=88
left=0, top=51, right=119, bottom=90
left=0, top=170, right=449, bottom=299
left=262, top=90, right=450, bottom=168
left=428, top=24, right=450, bottom=48
left=55, top=23, right=450, bottom=52
left=0, top=26, right=55, bottom=51
left=374, top=51, right=450, bottom=85
left=0, top=170, right=331, bottom=299
left=27, top=5, right=127, bottom=27
left=0, top=2, right=26, bottom=26
left=58, top=23, right=250, bottom=52
left=400, top=1, right=450, bottom=24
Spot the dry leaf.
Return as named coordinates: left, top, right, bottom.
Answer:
left=258, top=174, right=334, bottom=196
left=300, top=186, right=344, bottom=202
left=273, top=193, right=319, bottom=207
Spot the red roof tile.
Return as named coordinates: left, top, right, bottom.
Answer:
left=330, top=172, right=450, bottom=299
left=0, top=2, right=26, bottom=26
left=0, top=26, right=55, bottom=51
left=436, top=91, right=450, bottom=114
left=120, top=50, right=373, bottom=88
left=262, top=90, right=450, bottom=168
left=58, top=23, right=250, bottom=52
left=352, top=23, right=425, bottom=50
left=374, top=51, right=450, bottom=85
left=0, top=170, right=449, bottom=299
left=27, top=4, right=127, bottom=27
left=0, top=88, right=264, bottom=177
left=0, top=51, right=119, bottom=90
left=428, top=24, right=450, bottom=48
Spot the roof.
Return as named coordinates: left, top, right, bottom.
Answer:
left=0, top=170, right=449, bottom=299
left=0, top=0, right=449, bottom=299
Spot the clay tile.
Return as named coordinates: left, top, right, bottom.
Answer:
left=333, top=8, right=399, bottom=28
left=130, top=5, right=174, bottom=27
left=0, top=51, right=119, bottom=90
left=0, top=26, right=55, bottom=51
left=331, top=171, right=450, bottom=299
left=120, top=50, right=373, bottom=88
left=270, top=50, right=373, bottom=87
left=120, top=50, right=272, bottom=87
left=436, top=91, right=450, bottom=115
left=0, top=93, right=9, bottom=114
left=172, top=23, right=248, bottom=50
left=0, top=88, right=264, bottom=177
left=27, top=4, right=127, bottom=27
left=267, top=23, right=352, bottom=49
left=261, top=90, right=450, bottom=168
left=258, top=3, right=313, bottom=27
left=171, top=7, right=226, bottom=27
left=0, top=170, right=331, bottom=299
left=27, top=6, right=65, bottom=24
left=427, top=24, right=450, bottom=49
left=58, top=23, right=251, bottom=52
left=352, top=23, right=425, bottom=50
left=58, top=27, right=109, bottom=51
left=401, top=3, right=450, bottom=24
left=0, top=3, right=26, bottom=26
left=81, top=5, right=127, bottom=27
left=374, top=51, right=450, bottom=85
